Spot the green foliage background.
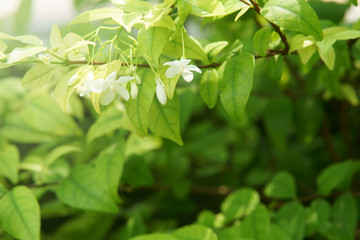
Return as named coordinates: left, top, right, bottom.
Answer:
left=0, top=0, right=360, bottom=239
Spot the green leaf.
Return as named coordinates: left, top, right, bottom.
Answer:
left=269, top=225, right=291, bottom=240
left=112, top=12, right=143, bottom=32
left=264, top=171, right=297, bottom=200
left=49, top=24, right=64, bottom=49
left=220, top=52, right=254, bottom=121
left=70, top=8, right=124, bottom=25
left=185, top=0, right=225, bottom=17
left=221, top=188, right=260, bottom=222
left=317, top=160, right=353, bottom=196
left=261, top=0, right=323, bottom=40
left=276, top=201, right=306, bottom=240
left=125, top=70, right=156, bottom=136
left=317, top=43, right=335, bottom=70
left=340, top=83, right=359, bottom=106
left=130, top=233, right=178, bottom=240
left=0, top=144, right=20, bottom=184
left=253, top=27, right=272, bottom=57
left=350, top=0, right=358, bottom=6
left=196, top=210, right=216, bottom=228
left=112, top=0, right=152, bottom=12
left=122, top=156, right=154, bottom=187
left=199, top=69, right=218, bottom=109
left=173, top=224, right=218, bottom=240
left=7, top=46, right=47, bottom=64
left=45, top=145, right=82, bottom=166
left=331, top=193, right=357, bottom=237
left=237, top=204, right=271, bottom=240
left=149, top=93, right=183, bottom=145
left=218, top=0, right=248, bottom=17
left=87, top=105, right=123, bottom=144
left=138, top=26, right=170, bottom=69
left=305, top=199, right=331, bottom=236
left=22, top=63, right=58, bottom=89
left=163, top=28, right=207, bottom=61
left=56, top=164, right=118, bottom=213
left=204, top=41, right=229, bottom=61
left=0, top=32, right=43, bottom=45
left=0, top=186, right=40, bottom=240
left=92, top=143, right=126, bottom=203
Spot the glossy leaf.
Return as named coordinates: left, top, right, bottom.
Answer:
left=7, top=46, right=47, bottom=64
left=22, top=63, right=58, bottom=89
left=173, top=224, right=217, bottom=240
left=185, top=0, right=225, bottom=17
left=0, top=144, right=20, bottom=184
left=149, top=93, right=183, bottom=145
left=276, top=201, right=306, bottom=240
left=220, top=52, right=254, bottom=121
left=0, top=186, right=40, bottom=240
left=138, top=26, right=170, bottom=68
left=317, top=160, right=353, bottom=196
left=199, top=69, right=218, bottom=109
left=253, top=27, right=272, bottom=57
left=221, top=188, right=260, bottom=221
left=87, top=105, right=123, bottom=143
left=70, top=8, right=124, bottom=25
left=125, top=70, right=156, bottom=136
left=56, top=164, right=118, bottom=213
left=261, top=0, right=323, bottom=40
left=264, top=171, right=297, bottom=200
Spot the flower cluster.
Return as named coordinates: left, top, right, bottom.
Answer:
left=70, top=70, right=137, bottom=106
left=155, top=59, right=201, bottom=105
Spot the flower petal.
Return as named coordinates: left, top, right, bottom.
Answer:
left=86, top=71, right=94, bottom=83
left=114, top=85, right=130, bottom=101
left=67, top=74, right=78, bottom=86
left=130, top=82, right=138, bottom=99
left=106, top=71, right=117, bottom=82
left=100, top=88, right=115, bottom=105
left=79, top=90, right=90, bottom=97
left=179, top=59, right=191, bottom=66
left=186, top=64, right=202, bottom=73
left=156, top=85, right=167, bottom=105
left=116, top=76, right=134, bottom=84
left=164, top=60, right=180, bottom=67
left=165, top=66, right=181, bottom=78
left=89, top=79, right=107, bottom=93
left=182, top=69, right=194, bottom=82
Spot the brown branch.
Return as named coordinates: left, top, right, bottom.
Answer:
left=249, top=0, right=290, bottom=55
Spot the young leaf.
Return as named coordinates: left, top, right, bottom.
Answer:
left=331, top=193, right=357, bottom=237
left=87, top=105, right=123, bottom=144
left=138, top=26, right=170, bottom=69
left=7, top=46, right=47, bottom=64
left=199, top=69, right=218, bottom=109
left=112, top=0, right=152, bottom=12
left=220, top=52, right=254, bottom=121
left=0, top=32, right=43, bottom=46
left=305, top=199, right=331, bottom=236
left=14, top=0, right=32, bottom=35
left=56, top=164, right=119, bottom=213
left=317, top=160, right=353, bottom=196
left=173, top=224, right=217, bottom=240
left=149, top=93, right=183, bottom=146
left=0, top=186, right=40, bottom=240
left=70, top=8, right=124, bottom=25
left=264, top=171, right=297, bottom=200
left=185, top=0, right=225, bottom=17
left=44, top=145, right=82, bottom=166
left=237, top=205, right=271, bottom=240
left=317, top=43, right=335, bottom=70
left=221, top=188, right=260, bottom=222
left=253, top=27, right=272, bottom=57
left=0, top=144, right=20, bottom=184
left=276, top=201, right=306, bottom=240
left=22, top=63, right=58, bottom=89
left=261, top=0, right=323, bottom=40
left=125, top=70, right=156, bottom=136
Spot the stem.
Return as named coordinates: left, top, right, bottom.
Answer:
left=181, top=27, right=186, bottom=58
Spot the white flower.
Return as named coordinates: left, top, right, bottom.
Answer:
left=155, top=77, right=167, bottom=105
left=67, top=73, right=79, bottom=86
left=89, top=71, right=133, bottom=105
left=130, top=82, right=138, bottom=99
left=163, top=59, right=201, bottom=82
left=79, top=71, right=95, bottom=97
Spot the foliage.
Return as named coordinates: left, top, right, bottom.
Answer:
left=0, top=0, right=360, bottom=239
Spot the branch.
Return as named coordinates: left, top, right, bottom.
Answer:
left=249, top=0, right=290, bottom=55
